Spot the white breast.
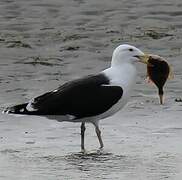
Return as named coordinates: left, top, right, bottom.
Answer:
left=103, top=63, right=137, bottom=98
left=98, top=63, right=137, bottom=119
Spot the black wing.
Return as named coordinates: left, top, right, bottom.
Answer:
left=8, top=73, right=123, bottom=118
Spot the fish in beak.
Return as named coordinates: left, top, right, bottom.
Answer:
left=146, top=54, right=173, bottom=105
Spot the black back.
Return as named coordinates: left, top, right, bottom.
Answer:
left=22, top=73, right=123, bottom=119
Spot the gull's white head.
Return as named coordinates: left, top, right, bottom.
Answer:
left=111, top=44, right=148, bottom=67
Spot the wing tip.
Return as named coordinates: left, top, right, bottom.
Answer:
left=2, top=103, right=29, bottom=115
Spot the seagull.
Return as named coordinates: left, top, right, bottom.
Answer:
left=3, top=44, right=149, bottom=152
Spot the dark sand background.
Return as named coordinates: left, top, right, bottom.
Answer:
left=0, top=0, right=182, bottom=179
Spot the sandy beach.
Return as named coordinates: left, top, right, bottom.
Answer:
left=0, top=0, right=182, bottom=179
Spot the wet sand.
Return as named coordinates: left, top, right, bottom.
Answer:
left=0, top=0, right=182, bottom=179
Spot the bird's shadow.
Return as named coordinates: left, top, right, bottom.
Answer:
left=63, top=150, right=126, bottom=172
left=66, top=149, right=113, bottom=160
left=41, top=149, right=117, bottom=162
left=40, top=149, right=125, bottom=163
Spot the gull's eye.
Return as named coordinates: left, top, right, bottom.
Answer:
left=129, top=48, right=133, bottom=52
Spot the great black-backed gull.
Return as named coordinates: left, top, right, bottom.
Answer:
left=3, top=44, right=149, bottom=152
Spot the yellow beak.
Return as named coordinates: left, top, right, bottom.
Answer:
left=138, top=54, right=150, bottom=64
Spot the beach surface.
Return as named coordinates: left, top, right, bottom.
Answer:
left=0, top=0, right=182, bottom=179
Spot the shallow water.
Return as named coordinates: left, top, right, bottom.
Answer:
left=0, top=0, right=182, bottom=179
